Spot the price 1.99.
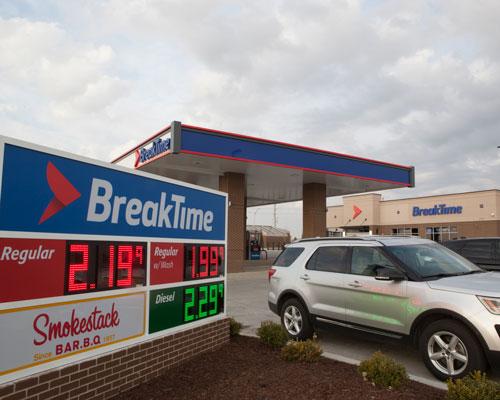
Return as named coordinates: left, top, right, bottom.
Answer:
left=184, top=244, right=224, bottom=281
left=183, top=282, right=224, bottom=322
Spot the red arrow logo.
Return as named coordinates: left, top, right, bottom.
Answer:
left=352, top=205, right=362, bottom=220
left=134, top=149, right=140, bottom=168
left=39, top=162, right=81, bottom=224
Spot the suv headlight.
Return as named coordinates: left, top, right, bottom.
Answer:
left=478, top=296, right=500, bottom=315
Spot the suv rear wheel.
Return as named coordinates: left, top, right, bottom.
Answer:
left=280, top=298, right=314, bottom=340
left=419, top=319, right=487, bottom=380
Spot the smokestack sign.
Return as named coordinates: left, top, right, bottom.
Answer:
left=0, top=294, right=145, bottom=376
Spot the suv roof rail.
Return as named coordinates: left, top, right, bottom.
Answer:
left=366, top=235, right=414, bottom=239
left=295, top=237, right=366, bottom=243
left=294, top=235, right=417, bottom=244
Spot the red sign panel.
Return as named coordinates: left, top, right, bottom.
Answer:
left=150, top=243, right=184, bottom=285
left=0, top=238, right=66, bottom=303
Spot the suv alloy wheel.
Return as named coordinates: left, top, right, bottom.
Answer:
left=419, top=319, right=487, bottom=380
left=280, top=298, right=314, bottom=340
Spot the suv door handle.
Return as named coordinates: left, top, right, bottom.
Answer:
left=348, top=281, right=362, bottom=288
left=299, top=274, right=310, bottom=281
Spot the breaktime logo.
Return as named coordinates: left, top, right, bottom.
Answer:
left=134, top=135, right=171, bottom=168
left=38, top=162, right=215, bottom=233
left=412, top=204, right=463, bottom=217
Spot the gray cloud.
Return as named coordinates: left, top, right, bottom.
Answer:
left=0, top=0, right=499, bottom=237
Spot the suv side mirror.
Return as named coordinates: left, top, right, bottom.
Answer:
left=375, top=267, right=406, bottom=281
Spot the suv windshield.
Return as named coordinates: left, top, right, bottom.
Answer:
left=385, top=243, right=483, bottom=279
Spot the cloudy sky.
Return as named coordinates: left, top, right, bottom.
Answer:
left=1, top=0, right=499, bottom=237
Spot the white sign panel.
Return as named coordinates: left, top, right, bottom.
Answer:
left=0, top=293, right=145, bottom=376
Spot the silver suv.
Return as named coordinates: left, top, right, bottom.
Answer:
left=268, top=236, right=500, bottom=380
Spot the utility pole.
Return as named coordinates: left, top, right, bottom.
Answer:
left=273, top=204, right=277, bottom=227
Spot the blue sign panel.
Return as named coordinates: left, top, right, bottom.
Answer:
left=181, top=127, right=413, bottom=186
left=0, top=143, right=226, bottom=240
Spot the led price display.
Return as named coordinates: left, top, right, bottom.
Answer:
left=65, top=241, right=146, bottom=294
left=184, top=244, right=225, bottom=281
left=183, top=282, right=224, bottom=322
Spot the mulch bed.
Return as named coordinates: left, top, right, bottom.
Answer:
left=112, top=336, right=445, bottom=400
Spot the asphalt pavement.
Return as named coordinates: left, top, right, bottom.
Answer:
left=227, top=269, right=499, bottom=390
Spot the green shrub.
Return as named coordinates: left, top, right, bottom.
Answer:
left=256, top=320, right=288, bottom=349
left=358, top=351, right=408, bottom=389
left=446, top=371, right=500, bottom=400
left=229, top=318, right=242, bottom=337
left=280, top=339, right=322, bottom=362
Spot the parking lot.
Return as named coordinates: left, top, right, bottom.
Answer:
left=227, top=270, right=499, bottom=390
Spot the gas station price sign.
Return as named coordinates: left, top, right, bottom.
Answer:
left=0, top=137, right=227, bottom=383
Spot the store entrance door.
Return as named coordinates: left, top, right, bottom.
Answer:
left=426, top=227, right=441, bottom=242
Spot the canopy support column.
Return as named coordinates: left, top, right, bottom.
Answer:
left=303, top=183, right=327, bottom=238
left=219, top=172, right=246, bottom=272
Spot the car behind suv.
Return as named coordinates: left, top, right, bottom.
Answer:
left=443, top=238, right=500, bottom=271
left=268, top=236, right=500, bottom=381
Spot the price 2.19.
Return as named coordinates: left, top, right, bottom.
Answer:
left=66, top=241, right=146, bottom=294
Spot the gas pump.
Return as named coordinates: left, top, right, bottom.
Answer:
left=246, top=230, right=262, bottom=260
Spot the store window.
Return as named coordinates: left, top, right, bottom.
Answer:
left=425, top=226, right=459, bottom=242
left=392, top=227, right=419, bottom=237
left=426, top=227, right=440, bottom=242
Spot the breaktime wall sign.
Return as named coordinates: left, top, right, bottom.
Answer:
left=0, top=136, right=227, bottom=384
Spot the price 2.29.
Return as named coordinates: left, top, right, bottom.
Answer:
left=183, top=283, right=224, bottom=322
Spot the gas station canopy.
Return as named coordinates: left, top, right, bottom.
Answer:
left=112, top=121, right=414, bottom=207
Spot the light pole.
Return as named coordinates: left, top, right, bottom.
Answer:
left=252, top=208, right=260, bottom=225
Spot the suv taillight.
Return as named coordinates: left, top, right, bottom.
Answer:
left=268, top=268, right=276, bottom=281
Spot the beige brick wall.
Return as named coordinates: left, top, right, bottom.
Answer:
left=0, top=319, right=229, bottom=400
left=378, top=221, right=500, bottom=238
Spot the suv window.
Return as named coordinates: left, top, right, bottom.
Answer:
left=273, top=247, right=304, bottom=267
left=306, top=246, right=349, bottom=273
left=351, top=247, right=397, bottom=277
left=460, top=240, right=493, bottom=264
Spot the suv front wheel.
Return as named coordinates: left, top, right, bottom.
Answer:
left=280, top=298, right=314, bottom=340
left=419, top=319, right=487, bottom=380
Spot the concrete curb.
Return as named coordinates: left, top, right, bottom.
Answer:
left=239, top=332, right=447, bottom=391
left=321, top=350, right=447, bottom=390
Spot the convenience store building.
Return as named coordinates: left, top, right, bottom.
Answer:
left=327, top=189, right=500, bottom=242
